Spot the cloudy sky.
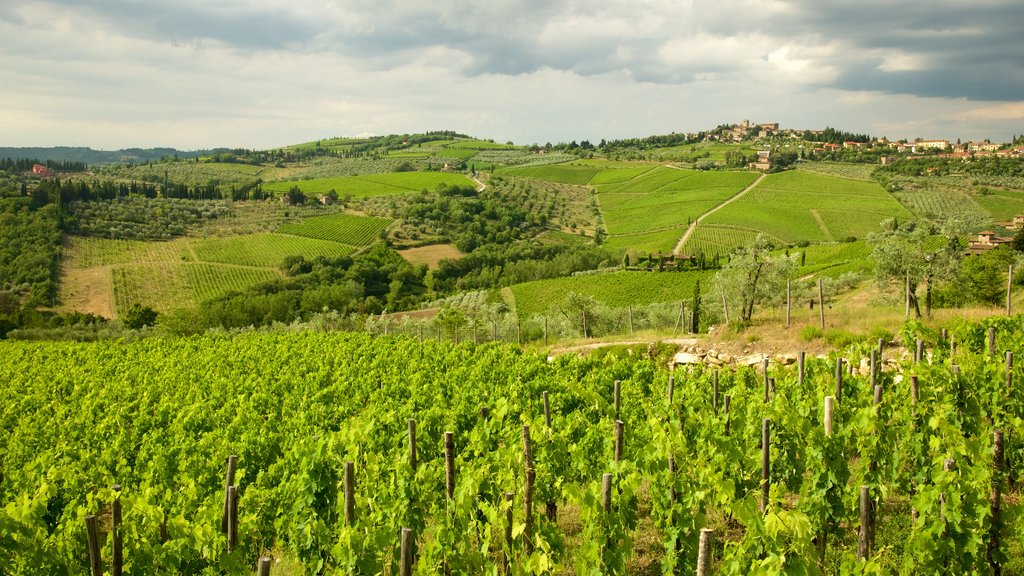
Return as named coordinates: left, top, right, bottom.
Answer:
left=2, top=0, right=1023, bottom=150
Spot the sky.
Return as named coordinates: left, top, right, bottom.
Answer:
left=2, top=0, right=1023, bottom=150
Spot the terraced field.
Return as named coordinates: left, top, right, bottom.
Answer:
left=688, top=171, right=913, bottom=251
left=263, top=172, right=475, bottom=198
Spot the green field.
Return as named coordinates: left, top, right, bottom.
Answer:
left=189, top=234, right=354, bottom=268
left=682, top=225, right=778, bottom=259
left=893, top=185, right=991, bottom=224
left=263, top=172, right=476, bottom=198
left=693, top=171, right=913, bottom=250
left=278, top=213, right=392, bottom=246
left=497, top=164, right=603, bottom=185
left=62, top=231, right=359, bottom=316
left=509, top=270, right=713, bottom=317
left=111, top=262, right=281, bottom=313
left=603, top=227, right=689, bottom=254
left=597, top=168, right=758, bottom=237
left=797, top=162, right=877, bottom=181
left=972, top=188, right=1024, bottom=222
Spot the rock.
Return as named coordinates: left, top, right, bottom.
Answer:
left=718, top=353, right=734, bottom=364
left=705, top=355, right=725, bottom=366
left=707, top=349, right=719, bottom=359
left=674, top=352, right=702, bottom=365
left=739, top=354, right=765, bottom=366
left=777, top=353, right=798, bottom=366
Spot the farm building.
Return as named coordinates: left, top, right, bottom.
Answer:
left=968, top=230, right=1012, bottom=255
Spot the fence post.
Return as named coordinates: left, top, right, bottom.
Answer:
left=696, top=528, right=714, bottom=576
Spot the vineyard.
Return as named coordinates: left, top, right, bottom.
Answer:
left=603, top=228, right=690, bottom=255
left=278, top=213, right=393, bottom=246
left=701, top=171, right=913, bottom=246
left=262, top=173, right=476, bottom=198
left=596, top=169, right=758, bottom=238
left=509, top=270, right=714, bottom=318
left=0, top=317, right=1020, bottom=574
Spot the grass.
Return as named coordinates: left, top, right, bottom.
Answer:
left=398, top=244, right=464, bottom=269
left=973, top=188, right=1024, bottom=222
left=262, top=172, right=475, bottom=198
left=509, top=270, right=714, bottom=317
left=277, top=213, right=392, bottom=246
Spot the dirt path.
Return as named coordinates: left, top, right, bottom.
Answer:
left=549, top=337, right=699, bottom=355
left=810, top=209, right=834, bottom=241
left=471, top=175, right=486, bottom=192
left=674, top=173, right=767, bottom=254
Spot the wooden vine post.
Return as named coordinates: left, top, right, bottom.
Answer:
left=798, top=351, right=805, bottom=386
left=344, top=461, right=356, bottom=526
left=818, top=278, right=825, bottom=329
left=1006, top=352, right=1014, bottom=390
left=444, top=432, right=455, bottom=502
left=522, top=425, right=535, bottom=553
left=988, top=327, right=997, bottom=358
left=408, top=419, right=417, bottom=471
left=222, top=455, right=238, bottom=533
left=111, top=485, right=123, bottom=576
left=400, top=527, right=414, bottom=576
left=916, top=339, right=924, bottom=364
left=613, top=379, right=621, bottom=418
left=712, top=370, right=719, bottom=413
left=858, top=485, right=872, bottom=560
left=226, top=485, right=238, bottom=553
left=504, top=493, right=514, bottom=573
left=834, top=358, right=844, bottom=403
left=85, top=514, right=102, bottom=576
left=824, top=396, right=834, bottom=438
left=989, top=430, right=1005, bottom=574
left=760, top=418, right=770, bottom=513
left=257, top=557, right=272, bottom=576
left=601, top=473, right=612, bottom=513
left=542, top=391, right=551, bottom=429
left=614, top=420, right=624, bottom=463
left=696, top=528, right=714, bottom=576
left=723, top=395, right=731, bottom=436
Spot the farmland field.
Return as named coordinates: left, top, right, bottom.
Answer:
left=277, top=212, right=392, bottom=246
left=972, top=188, right=1024, bottom=222
left=60, top=231, right=356, bottom=317
left=398, top=243, right=464, bottom=268
left=892, top=185, right=991, bottom=225
left=797, top=162, right=877, bottom=181
left=682, top=225, right=777, bottom=258
left=497, top=163, right=603, bottom=185
left=510, top=270, right=713, bottom=317
left=262, top=172, right=475, bottom=198
left=603, top=227, right=689, bottom=254
left=696, top=171, right=913, bottom=247
left=189, top=234, right=354, bottom=268
left=3, top=322, right=1017, bottom=573
left=596, top=168, right=758, bottom=240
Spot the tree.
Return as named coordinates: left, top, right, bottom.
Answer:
left=124, top=304, right=158, bottom=329
left=713, top=235, right=796, bottom=323
left=1012, top=228, right=1024, bottom=252
left=866, top=218, right=963, bottom=318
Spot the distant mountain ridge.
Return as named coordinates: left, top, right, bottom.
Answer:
left=0, top=146, right=230, bottom=165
